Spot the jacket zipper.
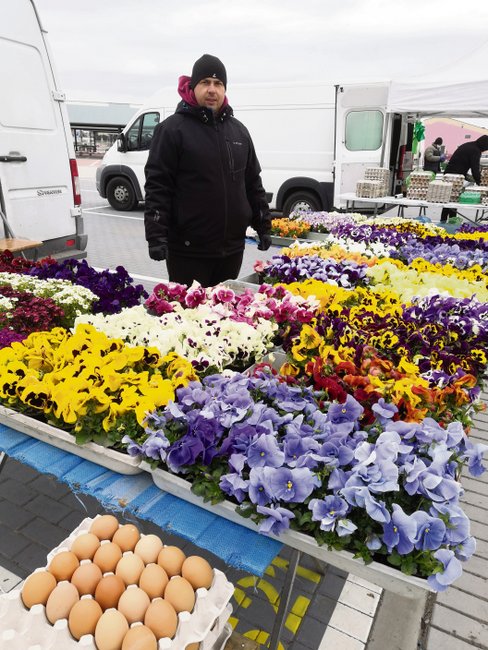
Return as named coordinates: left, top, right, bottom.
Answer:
left=215, top=118, right=228, bottom=254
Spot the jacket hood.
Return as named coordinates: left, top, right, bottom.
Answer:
left=475, top=135, right=488, bottom=151
left=177, top=75, right=229, bottom=111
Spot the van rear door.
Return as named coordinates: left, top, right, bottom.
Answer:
left=333, top=83, right=390, bottom=208
left=0, top=0, right=86, bottom=259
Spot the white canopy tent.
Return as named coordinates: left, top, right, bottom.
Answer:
left=387, top=79, right=488, bottom=117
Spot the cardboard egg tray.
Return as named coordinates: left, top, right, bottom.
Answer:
left=356, top=179, right=384, bottom=198
left=443, top=174, right=465, bottom=201
left=481, top=168, right=488, bottom=186
left=0, top=517, right=234, bottom=650
left=426, top=180, right=452, bottom=203
left=364, top=167, right=391, bottom=197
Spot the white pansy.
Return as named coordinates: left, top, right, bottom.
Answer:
left=0, top=272, right=96, bottom=311
left=75, top=303, right=277, bottom=371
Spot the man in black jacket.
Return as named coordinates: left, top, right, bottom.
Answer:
left=144, top=54, right=271, bottom=287
left=440, top=135, right=488, bottom=222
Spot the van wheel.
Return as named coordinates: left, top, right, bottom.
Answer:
left=106, top=176, right=138, bottom=211
left=282, top=191, right=321, bottom=217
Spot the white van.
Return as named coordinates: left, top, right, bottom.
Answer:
left=97, top=80, right=415, bottom=215
left=0, top=0, right=87, bottom=259
left=101, top=77, right=488, bottom=215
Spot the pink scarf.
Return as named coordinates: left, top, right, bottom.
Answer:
left=178, top=75, right=229, bottom=110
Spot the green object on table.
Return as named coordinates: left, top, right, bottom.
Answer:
left=412, top=121, right=425, bottom=155
left=459, top=191, right=481, bottom=204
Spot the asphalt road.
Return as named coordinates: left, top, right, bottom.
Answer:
left=78, top=160, right=278, bottom=295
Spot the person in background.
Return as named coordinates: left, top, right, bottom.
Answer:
left=144, top=54, right=271, bottom=287
left=423, top=137, right=445, bottom=174
left=440, top=135, right=488, bottom=222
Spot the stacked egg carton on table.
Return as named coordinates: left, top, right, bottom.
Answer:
left=364, top=167, right=391, bottom=197
left=476, top=185, right=488, bottom=207
left=0, top=516, right=234, bottom=650
left=426, top=180, right=452, bottom=203
left=406, top=171, right=432, bottom=200
left=443, top=173, right=465, bottom=202
left=356, top=179, right=384, bottom=198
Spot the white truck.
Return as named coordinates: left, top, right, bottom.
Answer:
left=0, top=0, right=87, bottom=259
left=97, top=78, right=488, bottom=215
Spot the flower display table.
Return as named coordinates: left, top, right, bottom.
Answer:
left=141, top=462, right=432, bottom=601
left=0, top=406, right=141, bottom=475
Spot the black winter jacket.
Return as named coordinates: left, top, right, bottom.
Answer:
left=144, top=101, right=271, bottom=257
left=444, top=135, right=488, bottom=185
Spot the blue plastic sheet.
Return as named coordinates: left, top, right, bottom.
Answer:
left=0, top=424, right=281, bottom=575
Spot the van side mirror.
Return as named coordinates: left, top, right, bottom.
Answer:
left=117, top=133, right=127, bottom=152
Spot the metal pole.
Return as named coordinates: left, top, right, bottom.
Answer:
left=268, top=549, right=301, bottom=650
left=0, top=451, right=7, bottom=475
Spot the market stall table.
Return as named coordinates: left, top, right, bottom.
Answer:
left=339, top=192, right=488, bottom=223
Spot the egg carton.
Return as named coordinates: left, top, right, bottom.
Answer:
left=356, top=180, right=384, bottom=198
left=0, top=517, right=234, bottom=650
left=426, top=180, right=452, bottom=203
left=0, top=598, right=232, bottom=650
left=443, top=174, right=465, bottom=201
left=364, top=167, right=391, bottom=196
left=406, top=188, right=428, bottom=200
left=409, top=171, right=433, bottom=187
left=481, top=168, right=488, bottom=186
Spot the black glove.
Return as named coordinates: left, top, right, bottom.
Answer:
left=257, top=233, right=272, bottom=251
left=148, top=239, right=168, bottom=261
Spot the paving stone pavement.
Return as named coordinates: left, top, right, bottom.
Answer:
left=0, top=454, right=358, bottom=649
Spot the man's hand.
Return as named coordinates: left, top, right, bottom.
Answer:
left=440, top=155, right=446, bottom=162
left=257, top=234, right=272, bottom=251
left=148, top=239, right=168, bottom=261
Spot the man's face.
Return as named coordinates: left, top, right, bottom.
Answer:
left=194, top=77, right=225, bottom=113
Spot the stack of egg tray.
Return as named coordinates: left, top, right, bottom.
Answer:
left=364, top=167, right=391, bottom=196
left=443, top=173, right=465, bottom=201
left=426, top=180, right=453, bottom=203
left=476, top=185, right=488, bottom=206
left=356, top=179, right=384, bottom=198
left=481, top=168, right=488, bottom=186
left=406, top=171, right=432, bottom=200
left=0, top=517, right=234, bottom=650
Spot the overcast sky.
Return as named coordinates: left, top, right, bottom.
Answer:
left=35, top=0, right=488, bottom=106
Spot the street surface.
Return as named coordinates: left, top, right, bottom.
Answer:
left=78, top=159, right=277, bottom=295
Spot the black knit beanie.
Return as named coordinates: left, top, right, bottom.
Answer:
left=434, top=137, right=443, bottom=146
left=190, top=54, right=227, bottom=89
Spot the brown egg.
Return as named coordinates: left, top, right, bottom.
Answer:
left=70, top=532, right=101, bottom=560
left=95, top=609, right=129, bottom=650
left=116, top=552, right=145, bottom=586
left=93, top=542, right=123, bottom=574
left=134, top=535, right=163, bottom=564
left=45, top=581, right=79, bottom=624
left=181, top=556, right=213, bottom=590
left=113, top=524, right=141, bottom=552
left=68, top=597, right=103, bottom=640
left=157, top=546, right=186, bottom=577
left=186, top=644, right=200, bottom=650
left=144, top=598, right=178, bottom=640
left=118, top=586, right=151, bottom=624
left=21, top=570, right=57, bottom=608
left=90, top=514, right=120, bottom=541
left=95, top=574, right=126, bottom=611
left=71, top=562, right=103, bottom=596
left=122, top=625, right=158, bottom=650
left=164, top=576, right=195, bottom=613
left=48, top=551, right=80, bottom=582
left=138, top=563, right=169, bottom=600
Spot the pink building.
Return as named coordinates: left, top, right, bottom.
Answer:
left=424, top=117, right=488, bottom=161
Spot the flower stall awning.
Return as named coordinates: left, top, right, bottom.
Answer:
left=387, top=79, right=488, bottom=117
